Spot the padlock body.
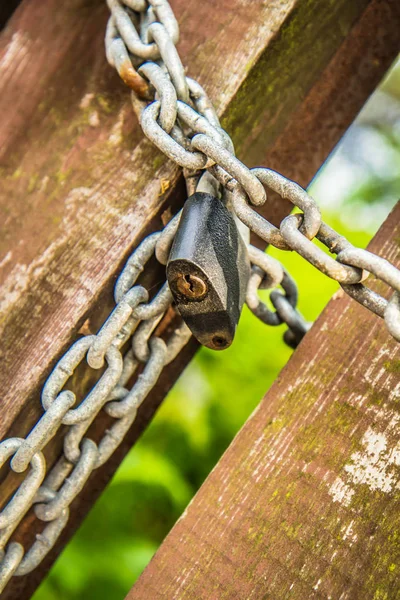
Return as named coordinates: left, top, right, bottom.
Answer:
left=167, top=192, right=250, bottom=350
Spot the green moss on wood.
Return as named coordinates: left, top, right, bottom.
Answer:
left=384, top=360, right=400, bottom=374
left=221, top=0, right=369, bottom=164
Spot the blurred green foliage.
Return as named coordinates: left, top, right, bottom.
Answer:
left=34, top=59, right=400, bottom=600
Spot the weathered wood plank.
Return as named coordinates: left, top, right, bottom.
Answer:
left=1, top=0, right=399, bottom=596
left=127, top=205, right=400, bottom=599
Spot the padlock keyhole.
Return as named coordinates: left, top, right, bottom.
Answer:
left=184, top=274, right=195, bottom=292
left=174, top=272, right=208, bottom=301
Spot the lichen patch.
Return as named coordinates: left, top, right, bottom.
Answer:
left=328, top=477, right=355, bottom=507
left=344, top=428, right=400, bottom=493
left=329, top=426, right=400, bottom=508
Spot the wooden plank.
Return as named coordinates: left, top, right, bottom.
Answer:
left=0, top=0, right=399, bottom=596
left=127, top=204, right=400, bottom=599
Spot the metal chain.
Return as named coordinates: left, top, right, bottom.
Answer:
left=0, top=225, right=192, bottom=592
left=1, top=0, right=399, bottom=591
left=104, top=0, right=400, bottom=343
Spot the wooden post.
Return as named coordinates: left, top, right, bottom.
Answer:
left=1, top=0, right=400, bottom=597
left=127, top=204, right=400, bottom=600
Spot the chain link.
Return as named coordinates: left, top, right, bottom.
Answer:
left=0, top=225, right=193, bottom=591
left=1, top=0, right=399, bottom=591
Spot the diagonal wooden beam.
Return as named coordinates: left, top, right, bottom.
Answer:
left=0, top=0, right=399, bottom=597
left=127, top=204, right=400, bottom=600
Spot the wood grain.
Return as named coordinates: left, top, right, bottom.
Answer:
left=128, top=205, right=400, bottom=600
left=0, top=0, right=399, bottom=596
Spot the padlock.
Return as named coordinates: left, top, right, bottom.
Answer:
left=166, top=192, right=250, bottom=350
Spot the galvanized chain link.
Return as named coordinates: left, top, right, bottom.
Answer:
left=105, top=0, right=311, bottom=344
left=1, top=0, right=399, bottom=591
left=0, top=222, right=193, bottom=591
left=104, top=0, right=400, bottom=343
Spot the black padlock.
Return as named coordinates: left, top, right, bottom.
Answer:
left=166, top=192, right=250, bottom=350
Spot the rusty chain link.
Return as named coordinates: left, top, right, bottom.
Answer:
left=1, top=0, right=400, bottom=591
